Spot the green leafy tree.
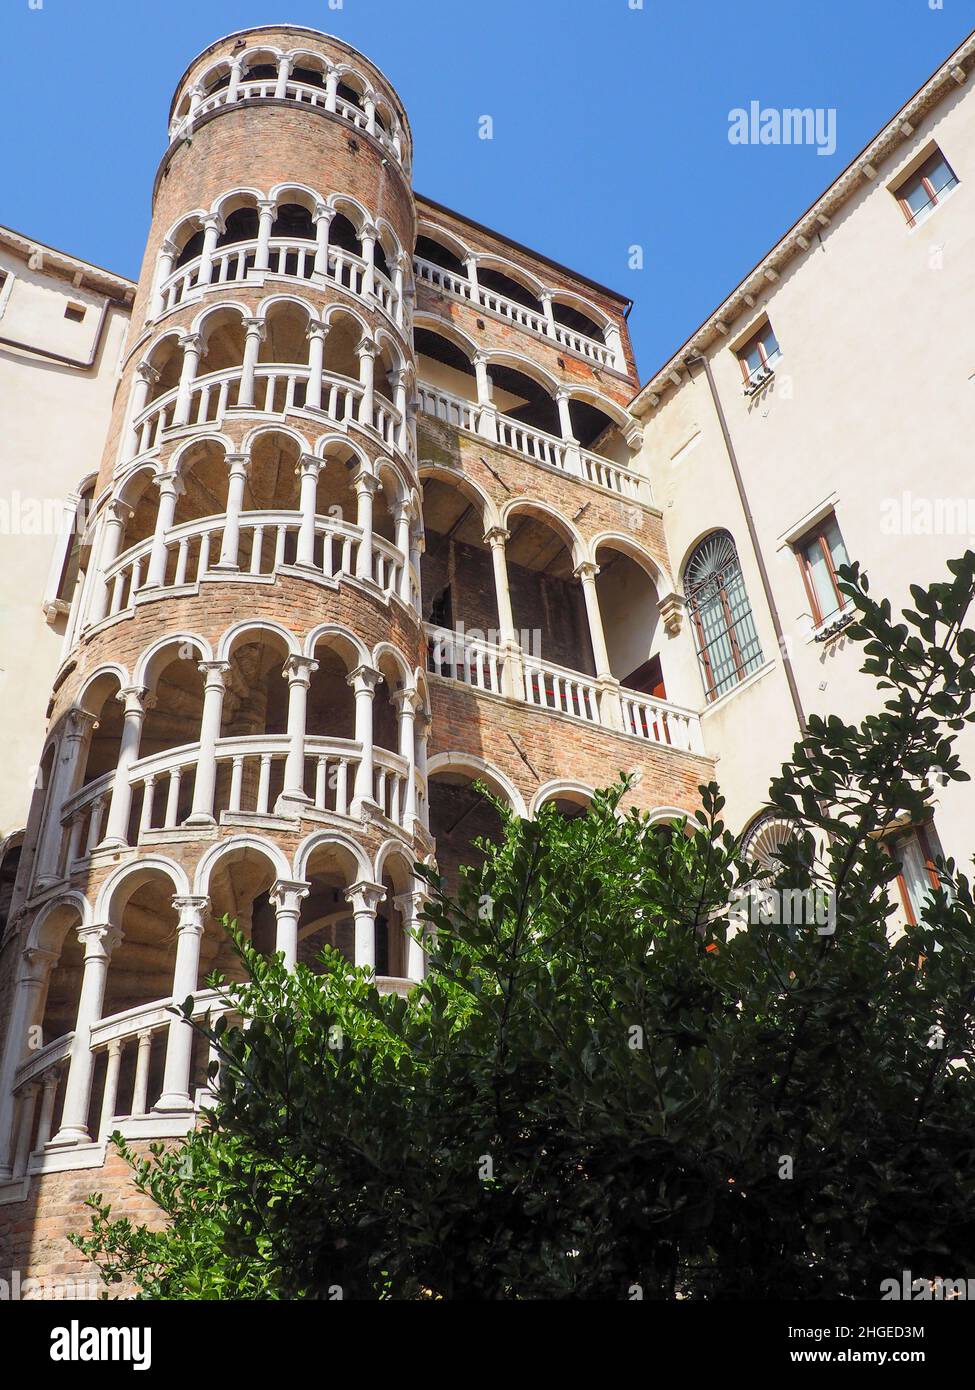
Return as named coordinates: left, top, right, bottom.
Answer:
left=72, top=553, right=975, bottom=1299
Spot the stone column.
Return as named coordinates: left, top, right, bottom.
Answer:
left=474, top=353, right=498, bottom=441
left=196, top=213, right=224, bottom=287
left=325, top=68, right=339, bottom=112
left=239, top=317, right=267, bottom=408
left=349, top=666, right=381, bottom=814
left=124, top=362, right=159, bottom=460
left=49, top=924, right=123, bottom=1147
left=392, top=253, right=407, bottom=327
left=278, top=656, right=319, bottom=809
left=360, top=223, right=378, bottom=299
left=145, top=470, right=183, bottom=588
left=254, top=200, right=277, bottom=272
left=305, top=320, right=329, bottom=411
left=556, top=389, right=583, bottom=474
left=396, top=888, right=429, bottom=983
left=356, top=339, right=377, bottom=429
left=100, top=687, right=150, bottom=848
left=33, top=710, right=97, bottom=888
left=346, top=882, right=386, bottom=972
left=0, top=947, right=57, bottom=1177
left=270, top=880, right=311, bottom=971
left=187, top=663, right=230, bottom=825
left=354, top=471, right=379, bottom=580
left=149, top=240, right=178, bottom=321
left=226, top=55, right=243, bottom=103
left=215, top=453, right=251, bottom=570
left=415, top=709, right=431, bottom=830
left=392, top=689, right=419, bottom=828
left=313, top=203, right=336, bottom=279
left=274, top=53, right=292, bottom=100
left=173, top=333, right=203, bottom=427
left=295, top=454, right=323, bottom=568
left=485, top=527, right=524, bottom=699
left=394, top=496, right=415, bottom=604
left=539, top=290, right=557, bottom=333
left=364, top=93, right=377, bottom=136
left=575, top=561, right=623, bottom=729
left=88, top=499, right=133, bottom=626
left=155, top=896, right=209, bottom=1112
left=390, top=367, right=410, bottom=452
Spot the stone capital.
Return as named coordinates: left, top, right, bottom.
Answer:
left=117, top=685, right=150, bottom=716
left=178, top=332, right=203, bottom=353
left=347, top=664, right=382, bottom=695
left=244, top=316, right=267, bottom=339
left=224, top=452, right=251, bottom=476
left=269, top=879, right=311, bottom=914
left=483, top=526, right=510, bottom=550
left=282, top=655, right=319, bottom=685
left=345, top=880, right=386, bottom=915
left=77, top=923, right=124, bottom=960
left=172, top=896, right=210, bottom=934
left=574, top=561, right=600, bottom=583
left=198, top=661, right=231, bottom=688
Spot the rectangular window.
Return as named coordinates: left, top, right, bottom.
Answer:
left=737, top=322, right=781, bottom=390
left=895, top=149, right=959, bottom=227
left=64, top=301, right=87, bottom=322
left=795, top=513, right=850, bottom=625
left=890, top=824, right=942, bottom=926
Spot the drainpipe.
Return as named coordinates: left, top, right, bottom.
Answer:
left=683, top=352, right=807, bottom=734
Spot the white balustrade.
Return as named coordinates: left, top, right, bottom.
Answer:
left=523, top=656, right=602, bottom=724
left=159, top=239, right=399, bottom=322
left=129, top=364, right=402, bottom=461
left=413, top=255, right=619, bottom=369
left=171, top=82, right=406, bottom=167
left=495, top=415, right=567, bottom=470
left=372, top=747, right=411, bottom=825
left=620, top=690, right=705, bottom=753
left=425, top=625, right=505, bottom=694
left=416, top=383, right=478, bottom=432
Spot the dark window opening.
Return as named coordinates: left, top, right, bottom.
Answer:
left=414, top=328, right=475, bottom=378
left=337, top=83, right=364, bottom=110
left=415, top=236, right=467, bottom=277
left=175, top=229, right=205, bottom=269
left=330, top=213, right=363, bottom=257
left=477, top=266, right=542, bottom=313
left=569, top=398, right=617, bottom=451
left=291, top=65, right=326, bottom=89
left=621, top=655, right=666, bottom=700
left=217, top=207, right=259, bottom=247
left=244, top=63, right=278, bottom=82
left=428, top=585, right=453, bottom=630
left=272, top=203, right=315, bottom=240
left=490, top=363, right=559, bottom=436
left=552, top=300, right=605, bottom=342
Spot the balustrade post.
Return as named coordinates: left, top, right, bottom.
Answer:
left=100, top=687, right=151, bottom=848
left=123, top=362, right=158, bottom=461
left=98, top=1040, right=122, bottom=1139
left=354, top=471, right=379, bottom=580
left=145, top=470, right=183, bottom=588
left=313, top=203, right=336, bottom=279
left=34, top=1070, right=60, bottom=1150
left=0, top=947, right=56, bottom=1177
left=149, top=240, right=178, bottom=322
left=155, top=896, right=209, bottom=1112
left=270, top=880, right=311, bottom=971
left=254, top=200, right=277, bottom=272
left=215, top=453, right=251, bottom=570
left=360, top=223, right=378, bottom=299
left=556, top=389, right=584, bottom=475
left=539, top=290, right=557, bottom=334
left=173, top=333, right=203, bottom=428
left=348, top=665, right=381, bottom=815
left=186, top=662, right=230, bottom=825
left=196, top=213, right=224, bottom=287
left=295, top=454, right=322, bottom=568
left=12, top=1085, right=38, bottom=1179
left=88, top=499, right=131, bottom=626
left=239, top=317, right=266, bottom=408
left=345, top=881, right=386, bottom=972
left=474, top=353, right=498, bottom=441
left=278, top=656, right=319, bottom=810
left=49, top=924, right=123, bottom=1147
left=305, top=321, right=329, bottom=411
left=34, top=709, right=97, bottom=889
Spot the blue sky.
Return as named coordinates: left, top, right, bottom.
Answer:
left=4, top=0, right=973, bottom=379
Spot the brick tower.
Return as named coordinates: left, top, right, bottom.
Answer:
left=0, top=25, right=711, bottom=1283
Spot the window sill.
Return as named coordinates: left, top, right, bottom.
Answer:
left=905, top=180, right=960, bottom=233
left=807, top=603, right=856, bottom=644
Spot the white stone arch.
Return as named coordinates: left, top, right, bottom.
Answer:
left=192, top=833, right=292, bottom=898
left=313, top=430, right=371, bottom=469
left=75, top=663, right=130, bottom=714
left=371, top=641, right=413, bottom=690
left=94, top=855, right=190, bottom=925
left=328, top=193, right=371, bottom=236
left=161, top=209, right=208, bottom=252
left=303, top=622, right=370, bottom=668
left=427, top=752, right=527, bottom=819
left=373, top=836, right=420, bottom=889
left=256, top=290, right=317, bottom=322
left=293, top=828, right=372, bottom=886
left=418, top=460, right=502, bottom=532
left=562, top=384, right=637, bottom=435
left=209, top=186, right=264, bottom=224
left=114, top=457, right=161, bottom=511
left=500, top=496, right=586, bottom=568
left=588, top=530, right=673, bottom=591
left=374, top=454, right=409, bottom=508
left=529, top=780, right=595, bottom=819
left=484, top=347, right=560, bottom=397
left=647, top=805, right=691, bottom=829
left=26, top=891, right=93, bottom=953
left=195, top=57, right=234, bottom=97
left=133, top=632, right=213, bottom=691
left=321, top=300, right=372, bottom=340
left=413, top=311, right=478, bottom=364
left=143, top=327, right=185, bottom=369
left=267, top=181, right=323, bottom=215
left=191, top=299, right=250, bottom=338
left=475, top=254, right=547, bottom=300
left=238, top=44, right=285, bottom=69
left=375, top=216, right=403, bottom=264
left=415, top=219, right=474, bottom=264
left=241, top=421, right=312, bottom=457
left=676, top=527, right=744, bottom=596
left=216, top=619, right=301, bottom=664
left=413, top=668, right=432, bottom=718
left=283, top=48, right=331, bottom=78
left=374, top=326, right=405, bottom=374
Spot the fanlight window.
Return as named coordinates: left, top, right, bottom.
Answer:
left=741, top=814, right=796, bottom=874
left=684, top=531, right=763, bottom=701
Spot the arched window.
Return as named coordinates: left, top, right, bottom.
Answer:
left=684, top=531, right=763, bottom=701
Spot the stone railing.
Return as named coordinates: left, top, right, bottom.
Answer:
left=98, top=512, right=406, bottom=620
left=523, top=654, right=602, bottom=724
left=414, top=255, right=620, bottom=370
left=171, top=81, right=407, bottom=168
left=425, top=624, right=506, bottom=695
left=130, top=363, right=403, bottom=458
left=159, top=238, right=400, bottom=324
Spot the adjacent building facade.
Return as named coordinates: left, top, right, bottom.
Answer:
left=0, top=22, right=971, bottom=1284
